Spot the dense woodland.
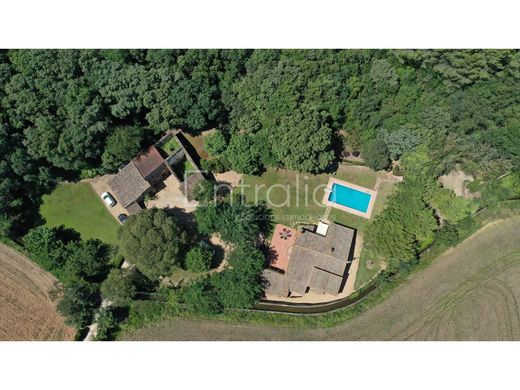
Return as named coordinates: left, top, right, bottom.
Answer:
left=1, top=50, right=520, bottom=336
left=1, top=49, right=520, bottom=238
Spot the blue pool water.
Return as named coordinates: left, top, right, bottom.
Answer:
left=328, top=183, right=372, bottom=213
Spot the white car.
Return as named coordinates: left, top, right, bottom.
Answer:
left=101, top=192, right=116, bottom=207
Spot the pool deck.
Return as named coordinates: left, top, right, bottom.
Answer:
left=322, top=177, right=378, bottom=219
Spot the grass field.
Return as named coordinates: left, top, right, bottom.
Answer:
left=122, top=217, right=520, bottom=340
left=0, top=244, right=75, bottom=341
left=352, top=181, right=397, bottom=288
left=40, top=182, right=120, bottom=245
left=242, top=164, right=386, bottom=229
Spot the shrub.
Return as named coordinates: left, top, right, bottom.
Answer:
left=185, top=246, right=213, bottom=272
left=93, top=308, right=119, bottom=341
left=200, top=158, right=227, bottom=173
left=433, top=223, right=460, bottom=247
left=392, top=165, right=403, bottom=176
left=182, top=278, right=221, bottom=315
left=124, top=300, right=165, bottom=329
left=194, top=179, right=216, bottom=203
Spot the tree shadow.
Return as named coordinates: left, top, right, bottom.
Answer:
left=253, top=202, right=274, bottom=237
left=163, top=206, right=197, bottom=235
left=176, top=132, right=202, bottom=168
left=54, top=225, right=82, bottom=244
left=208, top=242, right=225, bottom=269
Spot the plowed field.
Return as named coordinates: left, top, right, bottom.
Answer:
left=0, top=245, right=75, bottom=341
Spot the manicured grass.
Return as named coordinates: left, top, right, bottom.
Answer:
left=242, top=165, right=382, bottom=228
left=335, top=163, right=378, bottom=188
left=39, top=182, right=120, bottom=245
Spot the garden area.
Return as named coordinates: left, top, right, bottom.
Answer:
left=242, top=164, right=395, bottom=230
left=242, top=164, right=398, bottom=289
left=39, top=182, right=120, bottom=245
left=159, top=136, right=180, bottom=156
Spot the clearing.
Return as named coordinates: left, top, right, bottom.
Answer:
left=122, top=217, right=520, bottom=341
left=0, top=244, right=75, bottom=341
left=40, top=182, right=120, bottom=245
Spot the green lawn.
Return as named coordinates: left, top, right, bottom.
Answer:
left=40, top=182, right=120, bottom=245
left=242, top=164, right=388, bottom=229
left=160, top=137, right=180, bottom=156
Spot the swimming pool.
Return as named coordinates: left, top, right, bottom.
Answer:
left=328, top=183, right=372, bottom=213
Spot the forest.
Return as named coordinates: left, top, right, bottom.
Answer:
left=1, top=49, right=519, bottom=240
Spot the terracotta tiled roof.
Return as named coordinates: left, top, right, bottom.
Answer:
left=285, top=223, right=354, bottom=295
left=133, top=146, right=165, bottom=180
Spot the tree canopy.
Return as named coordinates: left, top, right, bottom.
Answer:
left=119, top=209, right=188, bottom=280
left=101, top=126, right=144, bottom=171
left=100, top=269, right=136, bottom=307
left=57, top=280, right=101, bottom=328
left=1, top=49, right=520, bottom=238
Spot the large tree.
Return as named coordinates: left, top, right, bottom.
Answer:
left=204, top=131, right=228, bottom=157
left=57, top=280, right=101, bottom=328
left=64, top=239, right=111, bottom=282
left=119, top=209, right=188, bottom=280
left=225, top=133, right=263, bottom=175
left=362, top=138, right=391, bottom=171
left=24, top=226, right=68, bottom=271
left=101, top=126, right=144, bottom=171
left=100, top=269, right=136, bottom=307
left=211, top=244, right=265, bottom=309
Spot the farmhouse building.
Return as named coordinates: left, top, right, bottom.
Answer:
left=108, top=146, right=169, bottom=214
left=108, top=131, right=205, bottom=215
left=264, top=222, right=354, bottom=297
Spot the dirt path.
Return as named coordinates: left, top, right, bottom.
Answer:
left=123, top=217, right=520, bottom=341
left=0, top=245, right=75, bottom=341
